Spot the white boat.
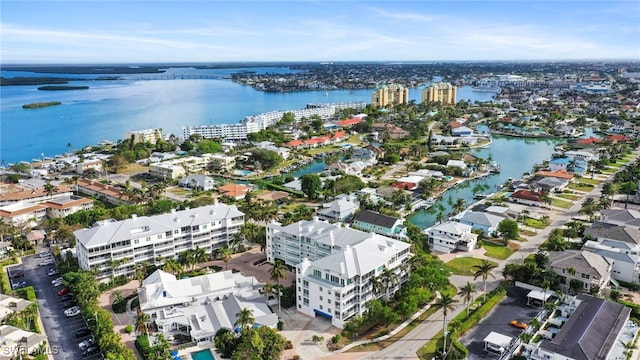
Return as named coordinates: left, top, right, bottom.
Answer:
left=323, top=91, right=329, bottom=96
left=474, top=193, right=488, bottom=199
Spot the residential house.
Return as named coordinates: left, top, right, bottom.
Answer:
left=534, top=170, right=574, bottom=182
left=425, top=221, right=478, bottom=253
left=546, top=250, right=612, bottom=295
left=548, top=157, right=587, bottom=175
left=0, top=294, right=33, bottom=321
left=0, top=184, right=73, bottom=206
left=351, top=210, right=406, bottom=239
left=564, top=149, right=599, bottom=163
left=599, top=209, right=640, bottom=227
left=179, top=174, right=216, bottom=191
left=75, top=203, right=244, bottom=282
left=451, top=126, right=474, bottom=137
left=446, top=160, right=467, bottom=170
left=255, top=190, right=290, bottom=204
left=138, top=269, right=276, bottom=345
left=452, top=210, right=505, bottom=237
left=583, top=221, right=640, bottom=284
left=317, top=194, right=360, bottom=222
left=535, top=177, right=570, bottom=193
left=217, top=183, right=250, bottom=200
left=528, top=294, right=631, bottom=360
left=509, top=190, right=544, bottom=207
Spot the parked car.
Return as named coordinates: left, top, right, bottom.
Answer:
left=62, top=301, right=78, bottom=309
left=59, top=294, right=74, bottom=302
left=510, top=320, right=528, bottom=329
left=39, top=251, right=51, bottom=258
left=12, top=281, right=27, bottom=289
left=78, top=337, right=96, bottom=350
left=9, top=271, right=24, bottom=279
left=39, top=259, right=55, bottom=266
left=47, top=268, right=60, bottom=276
left=74, top=328, right=92, bottom=339
left=82, top=345, right=100, bottom=357
left=51, top=279, right=63, bottom=287
left=65, top=307, right=81, bottom=317
left=57, top=288, right=70, bottom=296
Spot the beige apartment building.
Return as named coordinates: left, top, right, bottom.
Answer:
left=371, top=84, right=409, bottom=108
left=421, top=82, right=457, bottom=105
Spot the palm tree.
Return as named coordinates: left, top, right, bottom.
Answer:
left=380, top=267, right=399, bottom=302
left=135, top=311, right=150, bottom=335
left=473, top=260, right=498, bottom=302
left=432, top=293, right=458, bottom=356
left=452, top=198, right=466, bottom=215
left=162, top=258, right=183, bottom=276
left=218, top=247, right=232, bottom=270
left=458, top=282, right=477, bottom=317
left=43, top=181, right=58, bottom=198
left=269, top=260, right=287, bottom=312
left=234, top=308, right=255, bottom=331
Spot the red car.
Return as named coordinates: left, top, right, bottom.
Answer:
left=9, top=272, right=24, bottom=279
left=57, top=288, right=70, bottom=296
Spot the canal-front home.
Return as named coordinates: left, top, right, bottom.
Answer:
left=352, top=210, right=406, bottom=239
left=425, top=221, right=478, bottom=254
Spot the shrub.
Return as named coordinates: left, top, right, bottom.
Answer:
left=124, top=325, right=133, bottom=333
left=135, top=335, right=151, bottom=358
left=112, top=298, right=128, bottom=314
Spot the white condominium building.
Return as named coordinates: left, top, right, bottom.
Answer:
left=266, top=218, right=411, bottom=328
left=297, top=234, right=411, bottom=328
left=266, top=219, right=373, bottom=266
left=75, top=203, right=244, bottom=282
left=149, top=154, right=236, bottom=180
left=183, top=102, right=366, bottom=141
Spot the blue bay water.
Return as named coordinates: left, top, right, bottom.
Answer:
left=1, top=67, right=493, bottom=164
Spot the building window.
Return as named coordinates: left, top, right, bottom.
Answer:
left=328, top=299, right=331, bottom=304
left=134, top=239, right=139, bottom=244
left=313, top=270, right=322, bottom=278
left=319, top=287, right=323, bottom=292
left=319, top=305, right=323, bottom=310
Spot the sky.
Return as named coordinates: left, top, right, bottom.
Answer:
left=1, top=1, right=639, bottom=64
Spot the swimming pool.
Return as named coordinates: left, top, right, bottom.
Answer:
left=191, top=349, right=215, bottom=360
left=233, top=169, right=254, bottom=176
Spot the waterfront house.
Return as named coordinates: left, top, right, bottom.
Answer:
left=509, top=190, right=544, bottom=207
left=534, top=169, right=574, bottom=181
left=352, top=210, right=406, bottom=239
left=317, top=194, right=359, bottom=222
left=546, top=250, right=612, bottom=295
left=452, top=210, right=505, bottom=236
left=451, top=126, right=474, bottom=136
left=255, top=190, right=290, bottom=204
left=138, top=269, right=276, bottom=345
left=599, top=208, right=640, bottom=227
left=527, top=294, right=631, bottom=360
left=425, top=221, right=478, bottom=254
left=534, top=177, right=570, bottom=193
left=548, top=157, right=587, bottom=175
left=564, top=149, right=599, bottom=162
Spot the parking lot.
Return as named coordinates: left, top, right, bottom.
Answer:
left=7, top=253, right=103, bottom=360
left=461, top=287, right=540, bottom=360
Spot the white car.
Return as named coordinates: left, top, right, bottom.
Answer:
left=65, top=307, right=81, bottom=317
left=51, top=277, right=63, bottom=284
left=39, top=251, right=51, bottom=258
left=39, top=259, right=55, bottom=266
left=51, top=279, right=63, bottom=287
left=78, top=337, right=96, bottom=350
left=47, top=268, right=60, bottom=276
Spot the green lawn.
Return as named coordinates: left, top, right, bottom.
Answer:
left=167, top=187, right=191, bottom=195
left=482, top=240, right=516, bottom=259
left=551, top=198, right=573, bottom=208
left=623, top=154, right=637, bottom=161
left=524, top=218, right=549, bottom=229
left=607, top=163, right=624, bottom=168
left=445, top=257, right=498, bottom=276
left=578, top=178, right=602, bottom=185
left=520, top=229, right=536, bottom=237
left=556, top=193, right=581, bottom=201
left=568, top=183, right=595, bottom=192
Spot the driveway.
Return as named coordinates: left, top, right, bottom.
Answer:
left=10, top=255, right=102, bottom=360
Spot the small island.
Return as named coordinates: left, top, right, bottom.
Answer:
left=38, top=85, right=90, bottom=91
left=22, top=101, right=62, bottom=109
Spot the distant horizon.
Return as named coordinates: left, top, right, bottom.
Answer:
left=2, top=1, right=638, bottom=63
left=3, top=58, right=640, bottom=67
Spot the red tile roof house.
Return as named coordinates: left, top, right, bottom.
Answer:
left=509, top=189, right=544, bottom=207
left=332, top=131, right=348, bottom=142
left=284, top=140, right=304, bottom=149
left=335, top=118, right=363, bottom=127
left=391, top=182, right=417, bottom=191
